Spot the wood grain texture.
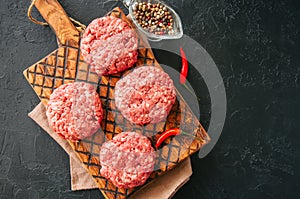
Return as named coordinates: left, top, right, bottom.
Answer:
left=23, top=5, right=210, bottom=199
left=34, top=0, right=80, bottom=47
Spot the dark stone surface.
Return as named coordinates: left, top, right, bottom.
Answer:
left=0, top=0, right=299, bottom=198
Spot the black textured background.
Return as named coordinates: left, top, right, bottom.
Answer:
left=0, top=0, right=299, bottom=198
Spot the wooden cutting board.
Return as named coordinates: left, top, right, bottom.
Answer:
left=23, top=0, right=210, bottom=198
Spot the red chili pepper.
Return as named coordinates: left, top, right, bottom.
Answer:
left=156, top=128, right=181, bottom=148
left=179, top=47, right=200, bottom=100
left=180, top=47, right=188, bottom=84
left=155, top=128, right=199, bottom=148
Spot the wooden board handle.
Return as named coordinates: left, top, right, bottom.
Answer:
left=34, top=0, right=80, bottom=47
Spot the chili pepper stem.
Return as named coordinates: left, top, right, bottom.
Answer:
left=181, top=83, right=201, bottom=101
left=181, top=131, right=203, bottom=142
left=180, top=130, right=196, bottom=138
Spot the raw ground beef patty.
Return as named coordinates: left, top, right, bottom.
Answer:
left=46, top=82, right=103, bottom=141
left=80, top=16, right=138, bottom=76
left=115, top=66, right=177, bottom=125
left=100, top=132, right=155, bottom=188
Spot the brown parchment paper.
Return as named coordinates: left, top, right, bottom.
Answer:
left=28, top=102, right=193, bottom=198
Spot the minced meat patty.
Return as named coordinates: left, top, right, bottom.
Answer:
left=114, top=66, right=176, bottom=125
left=99, top=132, right=155, bottom=188
left=46, top=82, right=103, bottom=141
left=80, top=16, right=138, bottom=76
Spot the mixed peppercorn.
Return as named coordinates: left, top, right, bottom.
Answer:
left=133, top=2, right=175, bottom=35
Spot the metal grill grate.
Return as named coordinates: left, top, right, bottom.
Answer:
left=23, top=8, right=210, bottom=199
